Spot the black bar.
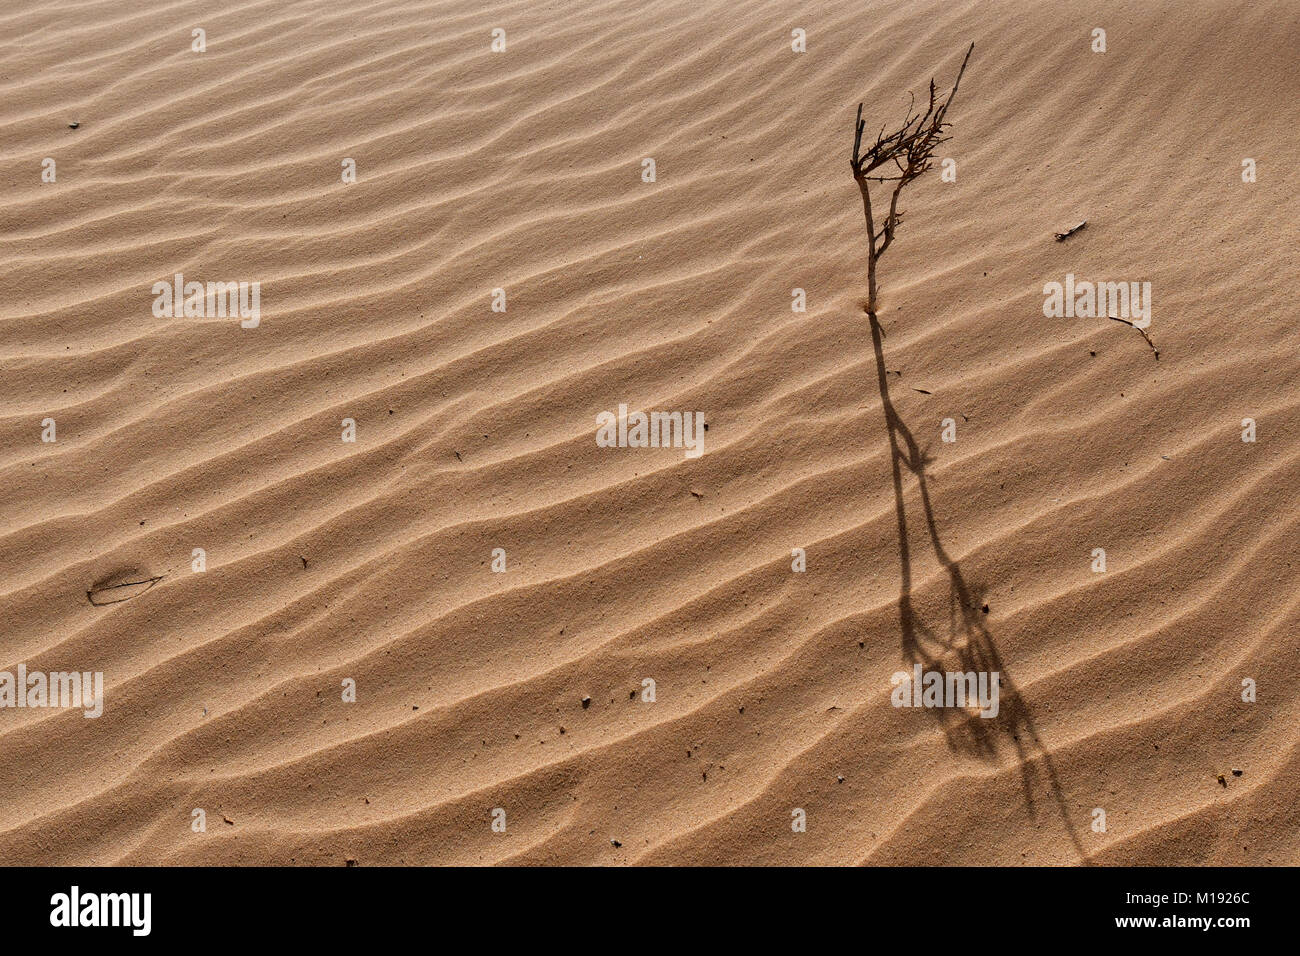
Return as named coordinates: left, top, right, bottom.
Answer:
left=0, top=865, right=1281, bottom=943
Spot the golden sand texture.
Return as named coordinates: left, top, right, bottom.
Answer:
left=0, top=0, right=1296, bottom=864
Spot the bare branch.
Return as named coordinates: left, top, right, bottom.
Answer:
left=851, top=43, right=974, bottom=315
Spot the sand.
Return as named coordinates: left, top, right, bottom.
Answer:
left=0, top=0, right=1296, bottom=865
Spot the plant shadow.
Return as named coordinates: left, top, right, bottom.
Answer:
left=868, top=310, right=1086, bottom=862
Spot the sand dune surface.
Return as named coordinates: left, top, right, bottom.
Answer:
left=1, top=0, right=1297, bottom=865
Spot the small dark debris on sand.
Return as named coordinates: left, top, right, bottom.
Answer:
left=1054, top=220, right=1086, bottom=242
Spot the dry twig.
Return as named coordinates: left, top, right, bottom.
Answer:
left=851, top=43, right=974, bottom=316
left=1108, top=315, right=1160, bottom=359
left=87, top=575, right=164, bottom=606
left=1054, top=220, right=1087, bottom=242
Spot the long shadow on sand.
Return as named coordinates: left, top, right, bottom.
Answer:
left=868, top=311, right=1086, bottom=862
